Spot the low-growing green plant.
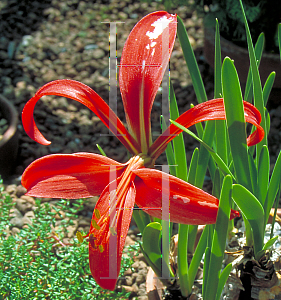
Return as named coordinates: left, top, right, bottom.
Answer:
left=0, top=179, right=133, bottom=300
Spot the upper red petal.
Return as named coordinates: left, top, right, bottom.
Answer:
left=133, top=168, right=239, bottom=225
left=149, top=98, right=264, bottom=159
left=119, top=11, right=177, bottom=152
left=21, top=153, right=125, bottom=199
left=89, top=178, right=136, bottom=290
left=22, top=79, right=140, bottom=154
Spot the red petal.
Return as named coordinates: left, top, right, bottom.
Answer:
left=149, top=98, right=264, bottom=159
left=119, top=11, right=177, bottom=153
left=22, top=79, right=140, bottom=154
left=89, top=179, right=136, bottom=290
left=21, top=153, right=125, bottom=198
left=133, top=168, right=239, bottom=225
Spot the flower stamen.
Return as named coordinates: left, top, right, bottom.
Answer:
left=94, top=208, right=101, bottom=219
left=76, top=231, right=84, bottom=243
left=91, top=219, right=101, bottom=230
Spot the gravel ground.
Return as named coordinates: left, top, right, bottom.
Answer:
left=1, top=0, right=281, bottom=299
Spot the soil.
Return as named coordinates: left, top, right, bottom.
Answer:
left=1, top=0, right=281, bottom=299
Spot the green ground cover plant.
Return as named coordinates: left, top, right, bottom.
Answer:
left=0, top=178, right=133, bottom=300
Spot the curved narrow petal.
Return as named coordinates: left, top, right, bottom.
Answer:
left=133, top=168, right=239, bottom=225
left=119, top=11, right=177, bottom=153
left=149, top=98, right=264, bottom=159
left=22, top=79, right=140, bottom=154
left=21, top=153, right=126, bottom=199
left=89, top=179, right=136, bottom=290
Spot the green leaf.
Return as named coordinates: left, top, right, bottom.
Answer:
left=170, top=120, right=236, bottom=182
left=212, top=168, right=222, bottom=199
left=239, top=0, right=266, bottom=157
left=263, top=236, right=278, bottom=252
left=143, top=222, right=168, bottom=277
left=232, top=184, right=264, bottom=258
left=204, top=175, right=232, bottom=300
left=177, top=15, right=207, bottom=103
left=188, top=148, right=199, bottom=186
left=132, top=208, right=151, bottom=235
left=263, top=72, right=276, bottom=106
left=216, top=263, right=232, bottom=300
left=188, top=226, right=208, bottom=293
left=162, top=115, right=176, bottom=176
left=170, top=83, right=187, bottom=181
left=278, top=23, right=281, bottom=61
left=248, top=152, right=257, bottom=197
left=222, top=57, right=251, bottom=191
left=214, top=19, right=222, bottom=98
left=202, top=246, right=211, bottom=299
left=257, top=145, right=269, bottom=205
left=96, top=144, right=106, bottom=156
left=178, top=224, right=190, bottom=297
left=244, top=32, right=264, bottom=103
left=264, top=151, right=281, bottom=225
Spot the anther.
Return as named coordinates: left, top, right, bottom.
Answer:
left=76, top=231, right=84, bottom=243
left=94, top=208, right=101, bottom=219
left=91, top=219, right=101, bottom=230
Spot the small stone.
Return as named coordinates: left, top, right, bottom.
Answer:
left=5, top=184, right=17, bottom=195
left=10, top=208, right=24, bottom=228
left=121, top=285, right=134, bottom=293
left=15, top=185, right=27, bottom=198
left=22, top=211, right=35, bottom=225
left=78, top=217, right=91, bottom=227
left=138, top=261, right=147, bottom=270
left=11, top=227, right=21, bottom=235
left=15, top=198, right=33, bottom=214
left=125, top=235, right=135, bottom=247
left=92, top=48, right=105, bottom=59
left=135, top=273, right=145, bottom=284
left=131, top=283, right=139, bottom=293
left=20, top=195, right=35, bottom=206
left=125, top=275, right=133, bottom=286
left=123, top=268, right=132, bottom=276
left=131, top=261, right=139, bottom=269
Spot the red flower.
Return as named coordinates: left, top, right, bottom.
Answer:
left=21, top=11, right=264, bottom=290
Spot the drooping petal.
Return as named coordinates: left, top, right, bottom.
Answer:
left=133, top=168, right=239, bottom=225
left=21, top=153, right=126, bottom=198
left=119, top=11, right=177, bottom=153
left=88, top=178, right=136, bottom=290
left=22, top=79, right=140, bottom=154
left=149, top=98, right=264, bottom=159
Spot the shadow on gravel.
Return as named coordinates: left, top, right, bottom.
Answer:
left=0, top=0, right=53, bottom=88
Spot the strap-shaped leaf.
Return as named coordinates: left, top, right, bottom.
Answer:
left=244, top=32, right=265, bottom=103
left=263, top=72, right=276, bottom=106
left=248, top=152, right=257, bottom=197
left=263, top=236, right=278, bottom=252
left=133, top=208, right=151, bottom=235
left=142, top=222, right=173, bottom=277
left=170, top=120, right=236, bottom=182
left=170, top=83, right=187, bottom=181
left=216, top=263, right=232, bottom=300
left=177, top=15, right=207, bottom=104
left=232, top=184, right=264, bottom=258
left=264, top=151, right=281, bottom=225
left=238, top=0, right=266, bottom=158
left=214, top=19, right=222, bottom=99
left=204, top=175, right=232, bottom=300
left=257, top=145, right=269, bottom=205
left=278, top=23, right=281, bottom=60
left=222, top=57, right=251, bottom=191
